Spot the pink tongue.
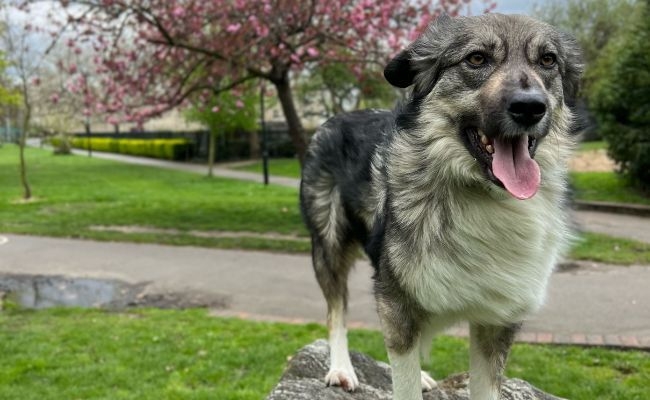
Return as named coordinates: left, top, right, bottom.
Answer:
left=492, top=136, right=540, bottom=200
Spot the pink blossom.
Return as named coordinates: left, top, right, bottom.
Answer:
left=37, top=0, right=474, bottom=147
left=226, top=23, right=241, bottom=33
left=172, top=6, right=184, bottom=17
left=255, top=24, right=270, bottom=37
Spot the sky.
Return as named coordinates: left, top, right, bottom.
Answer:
left=476, top=0, right=550, bottom=15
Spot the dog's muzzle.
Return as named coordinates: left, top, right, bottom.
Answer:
left=507, top=90, right=547, bottom=128
left=467, top=87, right=552, bottom=200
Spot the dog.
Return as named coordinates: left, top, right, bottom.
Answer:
left=300, top=13, right=582, bottom=400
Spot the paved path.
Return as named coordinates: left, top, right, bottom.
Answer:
left=69, top=148, right=302, bottom=188
left=0, top=234, right=648, bottom=349
left=573, top=211, right=650, bottom=243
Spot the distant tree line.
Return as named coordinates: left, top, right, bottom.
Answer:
left=536, top=0, right=650, bottom=192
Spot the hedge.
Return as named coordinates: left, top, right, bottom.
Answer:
left=51, top=137, right=195, bottom=161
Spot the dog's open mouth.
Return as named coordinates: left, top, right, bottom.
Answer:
left=466, top=128, right=541, bottom=200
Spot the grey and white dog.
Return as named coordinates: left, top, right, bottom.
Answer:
left=300, top=13, right=582, bottom=400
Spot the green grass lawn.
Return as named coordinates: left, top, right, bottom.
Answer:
left=0, top=146, right=308, bottom=251
left=571, top=232, right=650, bottom=265
left=233, top=158, right=302, bottom=179
left=578, top=140, right=608, bottom=152
left=571, top=171, right=650, bottom=206
left=0, top=308, right=647, bottom=400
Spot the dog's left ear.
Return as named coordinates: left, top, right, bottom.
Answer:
left=384, top=13, right=454, bottom=92
left=558, top=32, right=584, bottom=105
left=384, top=50, right=416, bottom=88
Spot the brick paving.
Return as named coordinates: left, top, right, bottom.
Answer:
left=211, top=310, right=650, bottom=351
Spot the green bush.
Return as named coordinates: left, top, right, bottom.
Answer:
left=588, top=1, right=650, bottom=191
left=52, top=137, right=195, bottom=161
left=50, top=135, right=72, bottom=155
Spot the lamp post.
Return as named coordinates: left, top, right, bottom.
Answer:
left=85, top=114, right=92, bottom=157
left=260, top=82, right=269, bottom=185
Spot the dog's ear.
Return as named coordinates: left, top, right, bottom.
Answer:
left=384, top=13, right=454, bottom=93
left=384, top=50, right=417, bottom=88
left=558, top=31, right=584, bottom=105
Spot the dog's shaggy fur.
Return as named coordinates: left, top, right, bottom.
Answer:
left=300, top=13, right=583, bottom=400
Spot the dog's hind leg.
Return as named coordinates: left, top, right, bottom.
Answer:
left=312, top=237, right=359, bottom=391
left=468, top=323, right=521, bottom=400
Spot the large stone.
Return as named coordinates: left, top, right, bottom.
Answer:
left=266, top=340, right=564, bottom=400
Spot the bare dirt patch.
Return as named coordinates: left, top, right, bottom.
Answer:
left=89, top=225, right=309, bottom=242
left=569, top=149, right=616, bottom=172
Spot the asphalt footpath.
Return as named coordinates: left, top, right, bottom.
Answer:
left=3, top=147, right=649, bottom=349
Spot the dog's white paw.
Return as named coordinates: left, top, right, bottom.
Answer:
left=421, top=370, right=438, bottom=392
left=325, top=368, right=359, bottom=392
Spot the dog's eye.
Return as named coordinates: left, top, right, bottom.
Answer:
left=466, top=52, right=487, bottom=67
left=540, top=53, right=557, bottom=68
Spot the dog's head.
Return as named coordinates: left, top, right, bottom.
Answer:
left=385, top=14, right=583, bottom=200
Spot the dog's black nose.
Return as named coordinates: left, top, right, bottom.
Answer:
left=507, top=92, right=547, bottom=127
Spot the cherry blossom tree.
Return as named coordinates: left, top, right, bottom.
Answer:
left=31, top=0, right=495, bottom=164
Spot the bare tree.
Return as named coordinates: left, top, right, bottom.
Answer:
left=1, top=2, right=69, bottom=198
left=0, top=6, right=43, bottom=199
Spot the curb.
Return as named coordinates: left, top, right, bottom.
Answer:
left=447, top=326, right=650, bottom=351
left=574, top=200, right=650, bottom=218
left=211, top=310, right=650, bottom=351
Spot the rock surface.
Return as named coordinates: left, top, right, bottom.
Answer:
left=266, top=340, right=565, bottom=400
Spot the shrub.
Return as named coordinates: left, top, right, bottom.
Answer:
left=588, top=1, right=650, bottom=191
left=61, top=137, right=195, bottom=161
left=50, top=135, right=73, bottom=155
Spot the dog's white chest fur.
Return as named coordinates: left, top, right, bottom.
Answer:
left=386, top=187, right=569, bottom=325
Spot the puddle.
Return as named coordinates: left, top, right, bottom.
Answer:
left=0, top=274, right=228, bottom=310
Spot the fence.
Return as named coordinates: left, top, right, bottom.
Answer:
left=0, top=126, right=21, bottom=143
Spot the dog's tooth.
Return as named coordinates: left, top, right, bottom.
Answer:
left=478, top=130, right=488, bottom=144
left=486, top=144, right=494, bottom=154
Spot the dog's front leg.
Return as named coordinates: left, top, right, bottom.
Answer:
left=377, top=297, right=425, bottom=400
left=387, top=342, right=423, bottom=400
left=469, top=323, right=521, bottom=400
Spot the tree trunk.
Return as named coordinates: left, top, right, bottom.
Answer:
left=84, top=120, right=92, bottom=157
left=19, top=104, right=32, bottom=200
left=249, top=129, right=261, bottom=159
left=273, top=75, right=307, bottom=167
